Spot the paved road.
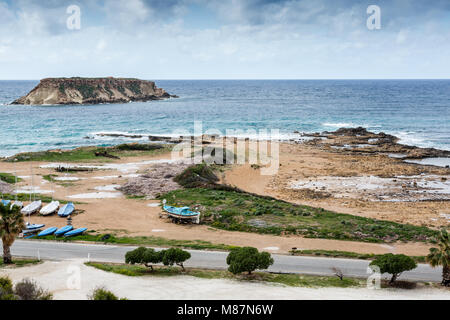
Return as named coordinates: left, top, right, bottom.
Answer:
left=9, top=240, right=442, bottom=282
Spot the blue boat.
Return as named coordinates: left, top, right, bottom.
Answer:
left=1, top=199, right=11, bottom=206
left=163, top=204, right=200, bottom=217
left=26, top=223, right=45, bottom=230
left=58, top=202, right=75, bottom=217
left=64, top=228, right=87, bottom=237
left=55, top=225, right=73, bottom=236
left=38, top=227, right=58, bottom=237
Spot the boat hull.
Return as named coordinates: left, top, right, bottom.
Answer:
left=21, top=201, right=42, bottom=215
left=55, top=225, right=74, bottom=236
left=58, top=202, right=75, bottom=217
left=40, top=201, right=60, bottom=216
left=38, top=227, right=58, bottom=237
left=64, top=228, right=87, bottom=237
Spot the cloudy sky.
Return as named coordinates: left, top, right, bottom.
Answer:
left=0, top=0, right=449, bottom=79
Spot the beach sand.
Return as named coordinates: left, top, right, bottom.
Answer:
left=1, top=138, right=448, bottom=256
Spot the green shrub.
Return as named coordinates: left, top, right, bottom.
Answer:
left=88, top=287, right=119, bottom=300
left=174, top=164, right=219, bottom=188
left=370, top=254, right=417, bottom=284
left=0, top=276, right=15, bottom=300
left=226, top=247, right=274, bottom=275
left=125, top=247, right=162, bottom=271
left=160, top=248, right=191, bottom=272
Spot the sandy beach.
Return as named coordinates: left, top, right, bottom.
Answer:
left=0, top=130, right=448, bottom=257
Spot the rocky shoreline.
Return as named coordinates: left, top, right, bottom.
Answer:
left=302, top=127, right=450, bottom=162
left=11, top=77, right=177, bottom=105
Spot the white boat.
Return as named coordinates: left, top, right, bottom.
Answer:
left=40, top=200, right=60, bottom=216
left=21, top=200, right=42, bottom=215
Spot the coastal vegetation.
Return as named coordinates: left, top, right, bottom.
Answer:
left=174, top=163, right=219, bottom=188
left=34, top=233, right=236, bottom=251
left=0, top=172, right=22, bottom=184
left=0, top=203, right=25, bottom=264
left=160, top=187, right=438, bottom=243
left=126, top=247, right=191, bottom=272
left=5, top=143, right=171, bottom=162
left=369, top=254, right=417, bottom=284
left=85, top=262, right=362, bottom=288
left=1, top=193, right=79, bottom=205
left=0, top=258, right=41, bottom=268
left=0, top=276, right=52, bottom=300
left=88, top=287, right=126, bottom=300
left=226, top=247, right=274, bottom=275
left=426, top=229, right=450, bottom=286
left=289, top=249, right=426, bottom=263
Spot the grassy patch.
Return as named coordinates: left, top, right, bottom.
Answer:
left=174, top=163, right=219, bottom=188
left=0, top=258, right=41, bottom=268
left=85, top=262, right=362, bottom=288
left=160, top=188, right=438, bottom=243
left=126, top=195, right=146, bottom=200
left=1, top=193, right=80, bottom=204
left=0, top=172, right=22, bottom=184
left=34, top=233, right=237, bottom=251
left=5, top=143, right=173, bottom=163
left=290, top=249, right=426, bottom=263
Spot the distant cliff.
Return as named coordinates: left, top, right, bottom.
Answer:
left=11, top=77, right=177, bottom=105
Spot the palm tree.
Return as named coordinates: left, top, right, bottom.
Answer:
left=0, top=202, right=25, bottom=264
left=426, top=229, right=449, bottom=287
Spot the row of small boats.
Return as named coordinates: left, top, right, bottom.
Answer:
left=23, top=223, right=87, bottom=238
left=0, top=199, right=75, bottom=217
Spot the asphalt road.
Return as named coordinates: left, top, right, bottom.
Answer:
left=9, top=239, right=443, bottom=282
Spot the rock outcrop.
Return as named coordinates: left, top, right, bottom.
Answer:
left=11, top=77, right=177, bottom=105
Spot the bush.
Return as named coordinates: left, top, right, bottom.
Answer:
left=160, top=248, right=191, bottom=271
left=13, top=279, right=53, bottom=300
left=370, top=254, right=417, bottom=284
left=174, top=164, right=219, bottom=188
left=125, top=247, right=162, bottom=270
left=88, top=287, right=119, bottom=300
left=0, top=276, right=15, bottom=300
left=226, top=247, right=274, bottom=275
left=125, top=246, right=147, bottom=265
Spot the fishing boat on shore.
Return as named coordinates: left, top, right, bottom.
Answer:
left=162, top=199, right=201, bottom=224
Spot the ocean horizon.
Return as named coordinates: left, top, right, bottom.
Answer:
left=1, top=79, right=449, bottom=157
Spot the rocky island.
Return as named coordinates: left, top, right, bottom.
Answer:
left=11, top=77, right=177, bottom=105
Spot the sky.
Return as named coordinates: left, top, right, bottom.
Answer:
left=0, top=0, right=449, bottom=79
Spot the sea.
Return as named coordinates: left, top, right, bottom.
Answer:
left=0, top=80, right=449, bottom=157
